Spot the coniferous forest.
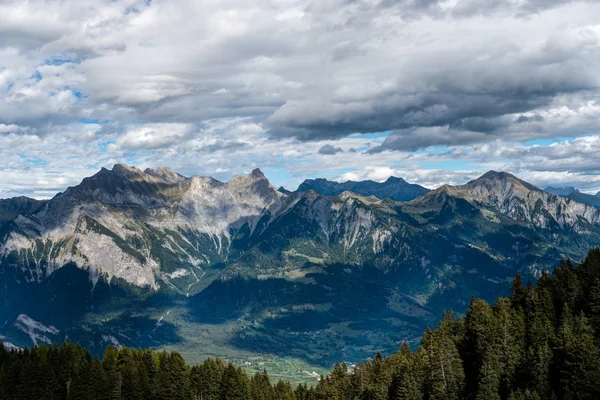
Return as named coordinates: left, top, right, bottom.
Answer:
left=2, top=248, right=600, bottom=399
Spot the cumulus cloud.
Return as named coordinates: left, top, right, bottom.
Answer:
left=318, top=144, right=343, bottom=155
left=1, top=0, right=600, bottom=197
left=115, top=123, right=195, bottom=150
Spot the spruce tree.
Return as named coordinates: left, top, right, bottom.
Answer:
left=421, top=328, right=464, bottom=400
left=219, top=363, right=249, bottom=400
left=556, top=310, right=600, bottom=399
left=494, top=298, right=524, bottom=398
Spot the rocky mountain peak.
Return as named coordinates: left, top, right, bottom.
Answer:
left=418, top=171, right=600, bottom=229
left=144, top=167, right=186, bottom=184
left=227, top=168, right=278, bottom=198
left=471, top=171, right=538, bottom=191
left=111, top=163, right=145, bottom=177
left=250, top=168, right=266, bottom=179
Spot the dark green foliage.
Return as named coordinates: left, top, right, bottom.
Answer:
left=309, top=247, right=600, bottom=400
left=2, top=248, right=600, bottom=399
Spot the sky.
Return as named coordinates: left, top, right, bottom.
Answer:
left=1, top=0, right=600, bottom=199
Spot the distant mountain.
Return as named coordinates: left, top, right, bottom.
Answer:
left=293, top=176, right=430, bottom=201
left=416, top=171, right=600, bottom=228
left=1, top=166, right=600, bottom=371
left=544, top=186, right=578, bottom=196
left=567, top=191, right=600, bottom=209
left=543, top=185, right=600, bottom=209
left=277, top=186, right=293, bottom=195
left=0, top=196, right=46, bottom=227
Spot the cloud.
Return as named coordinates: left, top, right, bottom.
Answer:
left=369, top=127, right=488, bottom=153
left=1, top=0, right=600, bottom=197
left=115, top=123, right=195, bottom=150
left=318, top=144, right=343, bottom=155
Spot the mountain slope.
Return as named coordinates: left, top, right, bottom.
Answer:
left=0, top=164, right=287, bottom=290
left=293, top=176, right=430, bottom=201
left=1, top=167, right=600, bottom=372
left=419, top=171, right=600, bottom=229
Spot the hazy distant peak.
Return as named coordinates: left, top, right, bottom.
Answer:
left=0, top=196, right=47, bottom=226
left=544, top=186, right=579, bottom=196
left=384, top=176, right=408, bottom=184
left=295, top=176, right=429, bottom=201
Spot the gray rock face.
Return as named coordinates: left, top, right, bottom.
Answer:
left=0, top=165, right=287, bottom=288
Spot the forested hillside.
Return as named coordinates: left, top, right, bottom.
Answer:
left=2, top=248, right=600, bottom=399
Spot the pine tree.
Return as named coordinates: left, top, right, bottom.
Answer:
left=510, top=273, right=526, bottom=310
left=219, top=363, right=249, bottom=400
left=250, top=369, right=274, bottom=400
left=91, top=356, right=109, bottom=400
left=69, top=356, right=96, bottom=400
left=521, top=283, right=554, bottom=398
left=314, top=376, right=339, bottom=400
left=275, top=379, right=296, bottom=400
left=387, top=346, right=421, bottom=400
left=102, top=345, right=122, bottom=400
left=190, top=358, right=223, bottom=400
left=421, top=328, right=464, bottom=400
left=462, top=298, right=501, bottom=399
left=494, top=298, right=524, bottom=398
left=556, top=310, right=600, bottom=399
left=330, top=361, right=352, bottom=400
left=588, top=278, right=600, bottom=335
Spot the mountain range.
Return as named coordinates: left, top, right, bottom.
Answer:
left=1, top=165, right=600, bottom=377
left=544, top=186, right=579, bottom=196
left=544, top=186, right=600, bottom=209
left=285, top=176, right=430, bottom=201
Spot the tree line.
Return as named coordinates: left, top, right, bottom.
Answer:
left=2, top=248, right=600, bottom=399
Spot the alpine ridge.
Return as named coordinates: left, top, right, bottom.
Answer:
left=543, top=185, right=600, bottom=209
left=544, top=186, right=578, bottom=196
left=291, top=175, right=430, bottom=201
left=419, top=171, right=600, bottom=229
left=1, top=166, right=600, bottom=372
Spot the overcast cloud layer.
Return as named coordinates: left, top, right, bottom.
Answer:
left=1, top=0, right=600, bottom=198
